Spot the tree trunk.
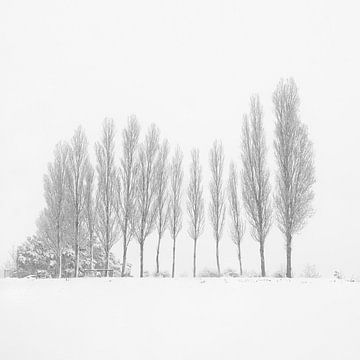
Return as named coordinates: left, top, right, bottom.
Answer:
left=156, top=233, right=161, bottom=274
left=74, top=243, right=79, bottom=277
left=286, top=233, right=292, bottom=278
left=260, top=241, right=266, bottom=277
left=121, top=242, right=128, bottom=277
left=105, top=250, right=110, bottom=277
left=237, top=244, right=243, bottom=276
left=74, top=218, right=79, bottom=277
left=172, top=236, right=176, bottom=278
left=193, top=239, right=197, bottom=277
left=58, top=252, right=62, bottom=279
left=90, top=242, right=94, bottom=270
left=140, top=241, right=144, bottom=278
left=216, top=238, right=221, bottom=276
left=57, top=225, right=61, bottom=278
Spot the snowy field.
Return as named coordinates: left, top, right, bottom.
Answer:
left=0, top=278, right=359, bottom=360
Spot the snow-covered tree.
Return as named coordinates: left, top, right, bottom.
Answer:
left=241, top=95, right=272, bottom=277
left=66, top=126, right=89, bottom=277
left=168, top=147, right=183, bottom=278
left=95, top=119, right=119, bottom=275
left=84, top=161, right=96, bottom=270
left=273, top=78, right=315, bottom=278
left=227, top=162, right=245, bottom=276
left=209, top=140, right=226, bottom=276
left=116, top=116, right=140, bottom=276
left=187, top=149, right=205, bottom=277
left=154, top=139, right=170, bottom=274
left=40, top=142, right=69, bottom=278
left=135, top=124, right=159, bottom=277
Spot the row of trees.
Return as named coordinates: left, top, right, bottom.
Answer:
left=33, top=78, right=315, bottom=278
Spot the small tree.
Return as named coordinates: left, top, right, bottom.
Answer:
left=209, top=141, right=226, bottom=276
left=135, top=124, right=159, bottom=277
left=168, top=147, right=183, bottom=278
left=95, top=119, right=119, bottom=274
left=187, top=149, right=205, bottom=277
left=227, top=161, right=245, bottom=276
left=273, top=78, right=315, bottom=278
left=241, top=95, right=272, bottom=277
left=154, top=140, right=170, bottom=274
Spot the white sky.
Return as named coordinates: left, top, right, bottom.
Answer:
left=1, top=0, right=360, bottom=277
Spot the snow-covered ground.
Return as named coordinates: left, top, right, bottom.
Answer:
left=0, top=277, right=359, bottom=360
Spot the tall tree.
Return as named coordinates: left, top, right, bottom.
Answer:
left=135, top=124, right=159, bottom=277
left=168, top=147, right=183, bottom=278
left=187, top=149, right=205, bottom=277
left=227, top=161, right=246, bottom=276
left=84, top=161, right=96, bottom=270
left=66, top=126, right=89, bottom=277
left=241, top=95, right=272, bottom=277
left=117, top=116, right=140, bottom=277
left=39, top=142, right=69, bottom=278
left=273, top=78, right=315, bottom=278
left=95, top=119, right=119, bottom=275
left=154, top=139, right=170, bottom=274
left=209, top=141, right=226, bottom=276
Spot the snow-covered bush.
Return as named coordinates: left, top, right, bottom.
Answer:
left=272, top=269, right=286, bottom=278
left=14, top=236, right=122, bottom=278
left=199, top=268, right=220, bottom=277
left=333, top=270, right=343, bottom=280
left=301, top=264, right=320, bottom=278
left=153, top=271, right=170, bottom=278
left=223, top=268, right=239, bottom=277
left=242, top=270, right=261, bottom=278
left=15, top=236, right=57, bottom=278
left=271, top=264, right=287, bottom=278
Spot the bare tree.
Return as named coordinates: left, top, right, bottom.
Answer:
left=168, top=147, right=183, bottom=278
left=66, top=126, right=89, bottom=277
left=154, top=139, right=170, bottom=274
left=273, top=78, right=315, bottom=278
left=84, top=161, right=96, bottom=270
left=227, top=161, right=246, bottom=276
left=209, top=140, right=226, bottom=276
left=187, top=149, right=205, bottom=277
left=95, top=119, right=119, bottom=275
left=135, top=124, right=159, bottom=277
left=39, top=142, right=69, bottom=278
left=116, top=116, right=140, bottom=276
left=241, top=95, right=272, bottom=277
